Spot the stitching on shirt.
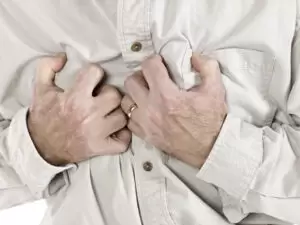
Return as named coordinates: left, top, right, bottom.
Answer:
left=144, top=0, right=147, bottom=34
left=264, top=56, right=278, bottom=125
left=117, top=0, right=126, bottom=54
left=265, top=56, right=276, bottom=95
left=162, top=179, right=178, bottom=225
left=146, top=0, right=155, bottom=55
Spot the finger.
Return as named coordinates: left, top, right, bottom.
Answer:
left=124, top=71, right=149, bottom=106
left=141, top=55, right=177, bottom=92
left=92, top=76, right=108, bottom=97
left=91, top=128, right=131, bottom=157
left=105, top=108, right=128, bottom=135
left=105, top=135, right=131, bottom=154
left=113, top=128, right=132, bottom=146
left=121, top=95, right=140, bottom=122
left=128, top=120, right=145, bottom=139
left=106, top=128, right=132, bottom=154
left=97, top=85, right=122, bottom=115
left=73, top=64, right=105, bottom=96
left=36, top=53, right=67, bottom=87
left=191, top=54, right=221, bottom=88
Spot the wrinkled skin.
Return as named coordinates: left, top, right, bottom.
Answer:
left=28, top=54, right=131, bottom=166
left=121, top=55, right=227, bottom=168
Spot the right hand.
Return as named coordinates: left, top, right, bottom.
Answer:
left=27, top=53, right=131, bottom=166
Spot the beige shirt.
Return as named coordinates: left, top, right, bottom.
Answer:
left=0, top=0, right=299, bottom=224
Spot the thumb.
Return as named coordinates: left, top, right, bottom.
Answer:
left=191, top=54, right=220, bottom=87
left=36, top=53, right=67, bottom=86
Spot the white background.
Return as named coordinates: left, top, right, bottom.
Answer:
left=0, top=200, right=47, bottom=225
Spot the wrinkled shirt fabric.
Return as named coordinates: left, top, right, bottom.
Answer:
left=0, top=1, right=300, bottom=225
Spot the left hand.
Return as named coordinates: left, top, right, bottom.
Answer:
left=121, top=54, right=227, bottom=168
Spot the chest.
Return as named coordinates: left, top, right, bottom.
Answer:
left=3, top=0, right=295, bottom=80
left=1, top=0, right=297, bottom=125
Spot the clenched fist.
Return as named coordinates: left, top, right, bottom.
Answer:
left=121, top=54, right=227, bottom=168
left=28, top=54, right=131, bottom=166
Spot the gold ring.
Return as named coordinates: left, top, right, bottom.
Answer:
left=127, top=103, right=138, bottom=119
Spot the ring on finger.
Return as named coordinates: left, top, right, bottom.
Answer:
left=127, top=103, right=138, bottom=119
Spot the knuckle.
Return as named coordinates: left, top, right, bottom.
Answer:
left=79, top=65, right=104, bottom=83
left=124, top=71, right=145, bottom=90
left=87, top=64, right=104, bottom=75
left=108, top=89, right=122, bottom=103
left=124, top=75, right=135, bottom=89
left=37, top=57, right=50, bottom=70
left=142, top=55, right=162, bottom=70
left=36, top=59, right=53, bottom=79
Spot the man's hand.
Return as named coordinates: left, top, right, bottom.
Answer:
left=121, top=55, right=227, bottom=168
left=28, top=54, right=131, bottom=166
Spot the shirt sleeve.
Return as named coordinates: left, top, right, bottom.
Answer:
left=197, top=4, right=300, bottom=224
left=0, top=14, right=73, bottom=210
left=0, top=108, right=73, bottom=210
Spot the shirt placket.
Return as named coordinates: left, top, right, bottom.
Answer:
left=131, top=137, right=174, bottom=225
left=117, top=1, right=174, bottom=224
left=117, top=0, right=155, bottom=70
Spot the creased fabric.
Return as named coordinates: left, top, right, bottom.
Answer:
left=0, top=0, right=299, bottom=225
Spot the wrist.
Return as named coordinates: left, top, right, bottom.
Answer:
left=26, top=112, right=68, bottom=166
left=198, top=112, right=228, bottom=169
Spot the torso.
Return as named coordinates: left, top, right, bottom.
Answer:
left=0, top=1, right=297, bottom=224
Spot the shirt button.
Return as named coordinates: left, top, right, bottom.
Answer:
left=131, top=42, right=142, bottom=52
left=143, top=161, right=153, bottom=172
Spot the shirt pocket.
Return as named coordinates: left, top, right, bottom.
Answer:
left=208, top=48, right=277, bottom=126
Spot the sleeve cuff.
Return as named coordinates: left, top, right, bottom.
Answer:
left=7, top=108, right=75, bottom=195
left=196, top=114, right=263, bottom=200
